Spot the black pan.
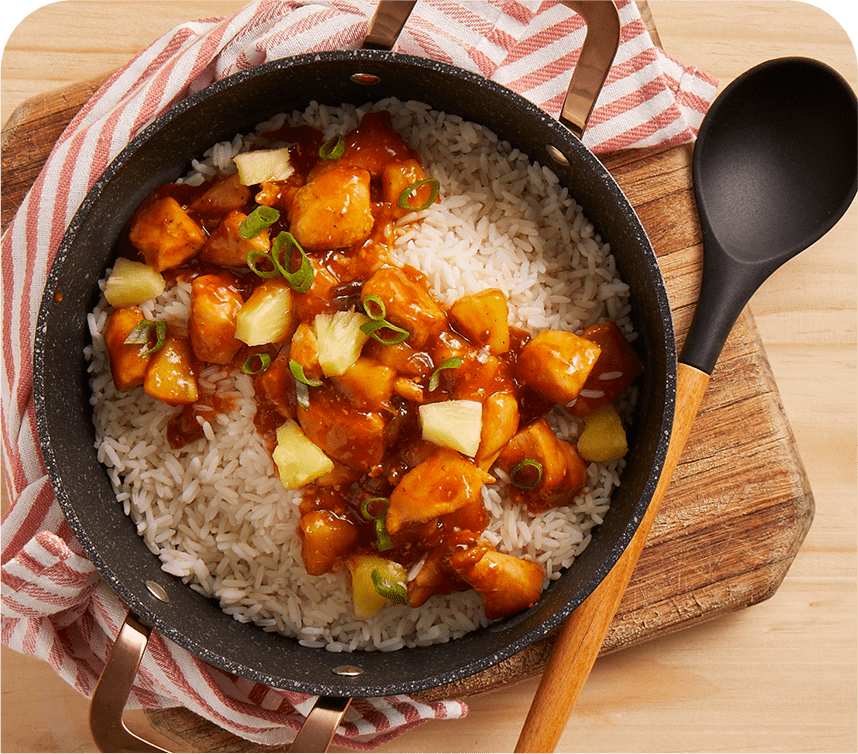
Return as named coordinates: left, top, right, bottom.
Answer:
left=33, top=0, right=674, bottom=719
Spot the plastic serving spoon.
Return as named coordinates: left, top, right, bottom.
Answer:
left=516, top=57, right=857, bottom=752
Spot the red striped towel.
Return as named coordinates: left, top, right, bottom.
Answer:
left=1, top=1, right=716, bottom=748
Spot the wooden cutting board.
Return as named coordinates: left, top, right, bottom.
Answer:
left=0, top=55, right=813, bottom=753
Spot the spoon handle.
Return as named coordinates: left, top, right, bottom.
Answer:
left=515, top=362, right=710, bottom=753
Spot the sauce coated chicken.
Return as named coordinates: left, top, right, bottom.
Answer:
left=104, top=111, right=644, bottom=622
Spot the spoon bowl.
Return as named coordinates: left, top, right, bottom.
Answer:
left=683, top=57, right=858, bottom=372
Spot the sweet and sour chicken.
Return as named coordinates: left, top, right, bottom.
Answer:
left=103, top=110, right=644, bottom=623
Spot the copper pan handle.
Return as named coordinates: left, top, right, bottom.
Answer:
left=359, top=1, right=619, bottom=137
left=558, top=1, right=621, bottom=137
left=362, top=1, right=417, bottom=50
left=90, top=612, right=351, bottom=752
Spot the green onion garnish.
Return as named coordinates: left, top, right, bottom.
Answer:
left=241, top=353, right=271, bottom=374
left=361, top=294, right=387, bottom=321
left=428, top=356, right=463, bottom=392
left=246, top=248, right=280, bottom=279
left=271, top=231, right=314, bottom=294
left=360, top=318, right=410, bottom=345
left=123, top=320, right=167, bottom=356
left=318, top=134, right=345, bottom=161
left=396, top=178, right=440, bottom=211
left=509, top=458, right=544, bottom=489
left=295, top=380, right=310, bottom=410
left=289, top=359, right=322, bottom=387
left=370, top=568, right=407, bottom=604
left=360, top=497, right=392, bottom=552
left=238, top=205, right=280, bottom=238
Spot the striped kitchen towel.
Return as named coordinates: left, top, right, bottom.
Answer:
left=1, top=0, right=717, bottom=749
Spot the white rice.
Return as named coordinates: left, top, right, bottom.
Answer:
left=86, top=98, right=635, bottom=652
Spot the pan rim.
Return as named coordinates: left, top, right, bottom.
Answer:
left=33, top=49, right=676, bottom=697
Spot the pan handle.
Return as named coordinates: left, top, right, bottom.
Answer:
left=90, top=611, right=351, bottom=752
left=558, top=1, right=621, bottom=138
left=89, top=612, right=175, bottom=752
left=362, top=1, right=417, bottom=51
left=359, top=1, right=620, bottom=138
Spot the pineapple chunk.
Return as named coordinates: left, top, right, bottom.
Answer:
left=577, top=404, right=629, bottom=462
left=104, top=258, right=166, bottom=308
left=233, top=147, right=294, bottom=186
left=419, top=399, right=483, bottom=457
left=272, top=420, right=335, bottom=489
left=312, top=309, right=370, bottom=377
left=348, top=554, right=408, bottom=620
left=235, top=278, right=293, bottom=346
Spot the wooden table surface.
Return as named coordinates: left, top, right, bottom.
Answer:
left=2, top=2, right=856, bottom=752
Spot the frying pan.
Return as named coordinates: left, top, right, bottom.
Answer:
left=32, top=1, right=675, bottom=749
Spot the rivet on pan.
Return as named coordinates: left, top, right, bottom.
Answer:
left=350, top=73, right=381, bottom=86
left=332, top=665, right=364, bottom=677
left=547, top=145, right=570, bottom=167
left=145, top=580, right=170, bottom=603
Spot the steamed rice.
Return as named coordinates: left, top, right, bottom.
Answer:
left=86, top=98, right=635, bottom=652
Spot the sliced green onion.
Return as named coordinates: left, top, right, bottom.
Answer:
left=509, top=458, right=544, bottom=489
left=123, top=320, right=167, bottom=356
left=318, top=134, right=345, bottom=161
left=295, top=380, right=310, bottom=410
left=241, top=353, right=271, bottom=374
left=289, top=359, right=322, bottom=387
left=271, top=231, right=314, bottom=294
left=428, top=356, right=463, bottom=392
left=397, top=178, right=440, bottom=211
left=361, top=294, right=386, bottom=321
left=360, top=497, right=392, bottom=552
left=371, top=568, right=407, bottom=604
left=360, top=318, right=409, bottom=346
left=246, top=248, right=280, bottom=278
left=238, top=205, right=280, bottom=239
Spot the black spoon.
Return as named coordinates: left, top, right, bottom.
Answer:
left=517, top=56, right=857, bottom=752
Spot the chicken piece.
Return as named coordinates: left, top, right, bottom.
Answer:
left=572, top=321, right=644, bottom=417
left=308, top=110, right=413, bottom=180
left=381, top=158, right=436, bottom=217
left=449, top=544, right=544, bottom=620
left=516, top=329, right=602, bottom=405
left=451, top=351, right=516, bottom=403
left=407, top=533, right=477, bottom=608
left=449, top=289, right=510, bottom=355
left=495, top=419, right=588, bottom=512
left=188, top=173, right=253, bottom=227
left=128, top=197, right=207, bottom=272
left=386, top=448, right=491, bottom=535
left=289, top=321, right=322, bottom=383
left=188, top=273, right=244, bottom=365
left=361, top=265, right=446, bottom=348
left=475, top=391, right=520, bottom=471
left=290, top=258, right=340, bottom=322
left=143, top=328, right=199, bottom=406
left=254, top=179, right=301, bottom=215
left=252, top=347, right=296, bottom=419
left=289, top=166, right=374, bottom=252
left=299, top=510, right=359, bottom=575
left=199, top=209, right=271, bottom=268
left=363, top=338, right=433, bottom=377
left=297, top=386, right=388, bottom=474
left=330, top=356, right=396, bottom=412
left=104, top=306, right=152, bottom=391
